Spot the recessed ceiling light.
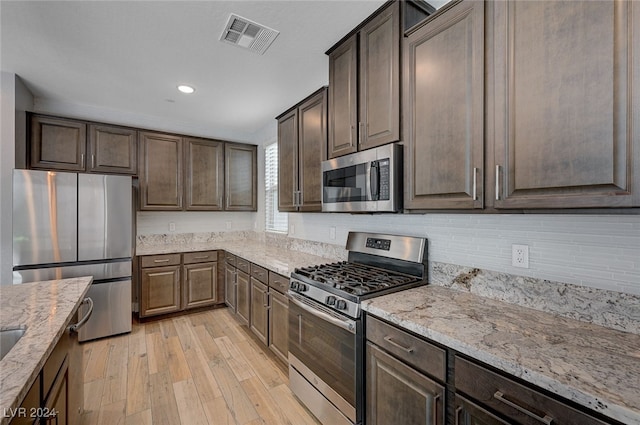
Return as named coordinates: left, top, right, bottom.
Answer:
left=177, top=85, right=195, bottom=94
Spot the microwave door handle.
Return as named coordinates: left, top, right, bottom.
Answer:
left=370, top=161, right=379, bottom=201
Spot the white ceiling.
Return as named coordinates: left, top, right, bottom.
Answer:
left=1, top=1, right=386, bottom=142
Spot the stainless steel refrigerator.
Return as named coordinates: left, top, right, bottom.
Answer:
left=13, top=169, right=132, bottom=342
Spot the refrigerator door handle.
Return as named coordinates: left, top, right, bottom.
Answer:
left=69, top=297, right=94, bottom=333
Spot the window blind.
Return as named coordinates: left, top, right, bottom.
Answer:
left=265, top=142, right=288, bottom=233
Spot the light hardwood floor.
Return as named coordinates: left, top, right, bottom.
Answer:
left=80, top=307, right=320, bottom=425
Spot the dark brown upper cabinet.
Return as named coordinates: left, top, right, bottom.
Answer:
left=30, top=115, right=137, bottom=175
left=328, top=1, right=400, bottom=159
left=488, top=0, right=640, bottom=209
left=30, top=115, right=86, bottom=172
left=139, top=131, right=183, bottom=211
left=184, top=137, right=224, bottom=211
left=88, top=124, right=137, bottom=175
left=225, top=142, right=258, bottom=211
left=277, top=87, right=327, bottom=212
left=404, top=0, right=484, bottom=210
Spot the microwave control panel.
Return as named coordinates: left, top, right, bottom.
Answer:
left=379, top=159, right=390, bottom=200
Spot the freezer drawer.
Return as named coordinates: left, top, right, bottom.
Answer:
left=78, top=279, right=132, bottom=342
left=12, top=260, right=131, bottom=285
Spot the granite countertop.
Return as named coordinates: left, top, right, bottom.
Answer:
left=137, top=240, right=337, bottom=276
left=0, top=277, right=93, bottom=424
left=362, top=285, right=640, bottom=425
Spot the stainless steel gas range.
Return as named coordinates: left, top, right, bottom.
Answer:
left=288, top=232, right=428, bottom=425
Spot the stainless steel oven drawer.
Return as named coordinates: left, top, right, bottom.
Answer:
left=366, top=314, right=446, bottom=382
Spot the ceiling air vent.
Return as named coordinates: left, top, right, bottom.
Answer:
left=220, top=14, right=279, bottom=55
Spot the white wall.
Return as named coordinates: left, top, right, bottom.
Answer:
left=288, top=213, right=640, bottom=295
left=0, top=72, right=33, bottom=285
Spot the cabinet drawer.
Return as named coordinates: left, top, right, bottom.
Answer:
left=183, top=250, right=217, bottom=264
left=224, top=251, right=236, bottom=266
left=455, top=356, right=610, bottom=425
left=367, top=315, right=446, bottom=382
left=236, top=257, right=250, bottom=274
left=141, top=253, right=181, bottom=268
left=250, top=263, right=268, bottom=284
left=269, top=271, right=289, bottom=294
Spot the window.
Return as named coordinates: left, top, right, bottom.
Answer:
left=265, top=142, right=288, bottom=232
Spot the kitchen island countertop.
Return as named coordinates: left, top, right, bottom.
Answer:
left=0, top=277, right=92, bottom=424
left=362, top=285, right=640, bottom=425
left=136, top=239, right=338, bottom=277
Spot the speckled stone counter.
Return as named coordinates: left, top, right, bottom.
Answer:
left=0, top=277, right=92, bottom=424
left=136, top=240, right=338, bottom=277
left=362, top=285, right=640, bottom=425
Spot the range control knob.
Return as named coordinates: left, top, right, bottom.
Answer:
left=299, top=283, right=308, bottom=292
left=335, top=300, right=347, bottom=310
left=326, top=296, right=336, bottom=306
left=290, top=282, right=299, bottom=291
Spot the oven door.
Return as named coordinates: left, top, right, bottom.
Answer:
left=288, top=293, right=359, bottom=424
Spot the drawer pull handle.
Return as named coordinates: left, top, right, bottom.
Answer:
left=493, top=391, right=553, bottom=425
left=153, top=259, right=170, bottom=263
left=193, top=255, right=209, bottom=259
left=383, top=336, right=414, bottom=353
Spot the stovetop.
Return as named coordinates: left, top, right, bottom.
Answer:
left=293, top=261, right=420, bottom=297
left=288, top=232, right=428, bottom=319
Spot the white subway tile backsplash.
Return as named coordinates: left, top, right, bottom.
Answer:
left=288, top=213, right=640, bottom=295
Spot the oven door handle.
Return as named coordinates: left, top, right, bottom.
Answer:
left=289, top=294, right=356, bottom=334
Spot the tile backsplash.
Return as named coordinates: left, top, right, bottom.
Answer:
left=287, top=213, right=640, bottom=296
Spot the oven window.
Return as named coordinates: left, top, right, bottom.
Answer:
left=323, top=164, right=368, bottom=203
left=289, top=300, right=356, bottom=407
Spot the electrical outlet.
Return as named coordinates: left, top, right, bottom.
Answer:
left=168, top=222, right=175, bottom=232
left=329, top=227, right=336, bottom=240
left=512, top=244, right=529, bottom=268
left=225, top=221, right=232, bottom=230
left=290, top=224, right=295, bottom=235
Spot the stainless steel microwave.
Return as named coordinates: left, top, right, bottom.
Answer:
left=321, top=143, right=402, bottom=213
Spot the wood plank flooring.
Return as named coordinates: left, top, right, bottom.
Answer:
left=81, top=308, right=320, bottom=425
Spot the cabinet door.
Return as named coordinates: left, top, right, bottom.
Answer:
left=184, top=138, right=224, bottom=211
left=328, top=34, right=358, bottom=158
left=454, top=395, right=510, bottom=425
left=225, top=143, right=257, bottom=211
left=359, top=2, right=400, bottom=151
left=88, top=124, right=137, bottom=175
left=268, top=289, right=289, bottom=364
left=366, top=342, right=444, bottom=425
left=183, top=262, right=218, bottom=309
left=404, top=0, right=484, bottom=210
left=43, top=357, right=68, bottom=425
left=30, top=115, right=86, bottom=171
left=298, top=88, right=327, bottom=212
left=139, top=132, right=183, bottom=210
left=235, top=270, right=250, bottom=326
left=489, top=1, right=640, bottom=208
left=250, top=277, right=269, bottom=345
left=277, top=108, right=298, bottom=212
left=224, top=263, right=237, bottom=312
left=140, top=265, right=181, bottom=317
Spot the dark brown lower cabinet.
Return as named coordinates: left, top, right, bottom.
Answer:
left=235, top=270, right=250, bottom=326
left=268, top=287, right=289, bottom=364
left=250, top=277, right=269, bottom=345
left=366, top=342, right=444, bottom=425
left=454, top=356, right=611, bottom=425
left=140, top=264, right=181, bottom=317
left=224, top=262, right=237, bottom=312
left=183, top=261, right=218, bottom=309
left=11, top=311, right=82, bottom=425
left=455, top=395, right=511, bottom=425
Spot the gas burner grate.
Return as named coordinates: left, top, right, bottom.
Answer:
left=294, top=261, right=418, bottom=296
